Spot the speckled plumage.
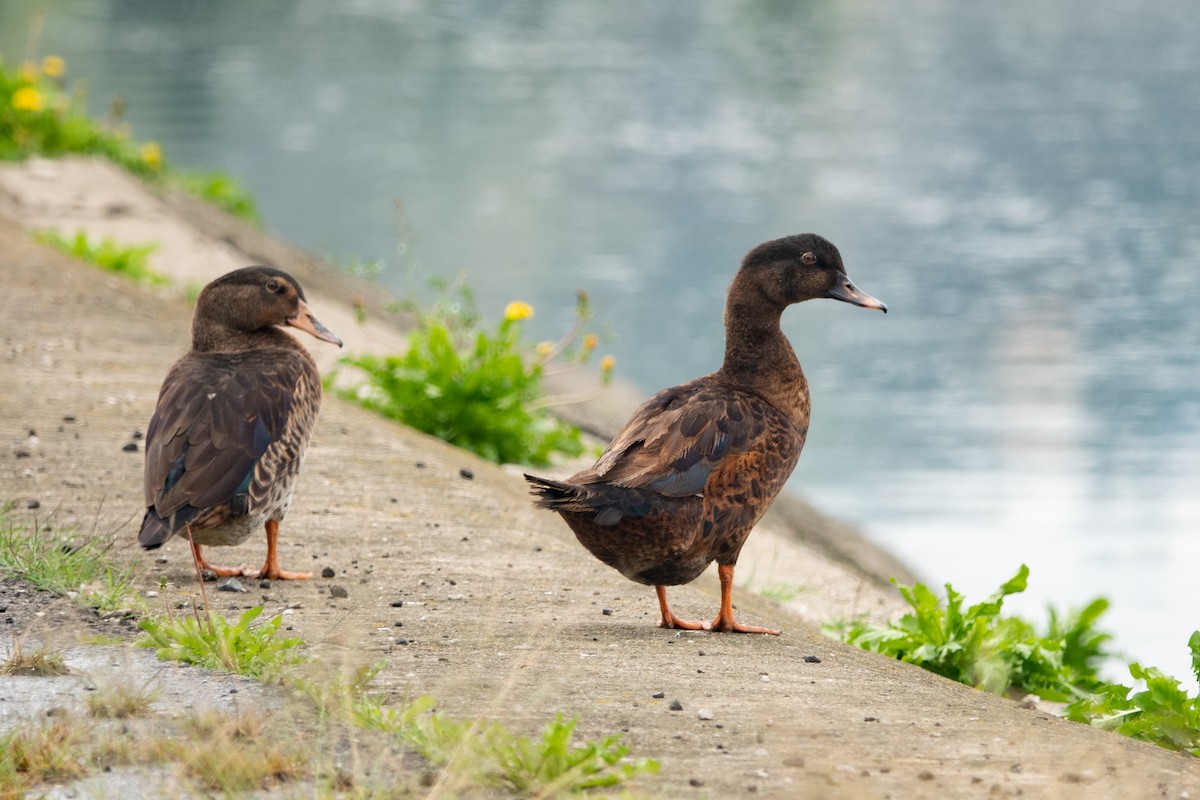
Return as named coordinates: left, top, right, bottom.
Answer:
left=139, top=266, right=342, bottom=580
left=526, top=233, right=885, bottom=634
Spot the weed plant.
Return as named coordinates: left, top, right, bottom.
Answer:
left=137, top=604, right=307, bottom=681
left=333, top=281, right=612, bottom=466
left=1, top=55, right=259, bottom=220
left=34, top=228, right=166, bottom=286
left=828, top=564, right=1200, bottom=758
left=825, top=565, right=1111, bottom=698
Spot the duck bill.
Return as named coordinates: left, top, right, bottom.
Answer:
left=289, top=299, right=344, bottom=346
left=827, top=276, right=888, bottom=313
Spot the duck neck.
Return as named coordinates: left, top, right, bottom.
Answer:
left=191, top=320, right=295, bottom=354
left=719, top=295, right=809, bottom=421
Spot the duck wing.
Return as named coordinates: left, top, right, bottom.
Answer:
left=573, top=378, right=788, bottom=498
left=139, top=351, right=308, bottom=546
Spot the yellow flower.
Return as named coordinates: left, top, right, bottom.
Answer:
left=582, top=333, right=598, bottom=351
left=536, top=341, right=554, bottom=357
left=41, top=55, right=65, bottom=78
left=18, top=61, right=38, bottom=82
left=600, top=355, right=615, bottom=373
left=140, top=141, right=163, bottom=170
left=11, top=87, right=44, bottom=112
left=504, top=301, right=533, bottom=321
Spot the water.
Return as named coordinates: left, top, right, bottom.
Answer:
left=4, top=0, right=1198, bottom=685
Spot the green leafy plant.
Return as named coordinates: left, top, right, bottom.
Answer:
left=80, top=565, right=142, bottom=613
left=825, top=564, right=1112, bottom=700
left=332, top=281, right=611, bottom=466
left=1, top=55, right=259, bottom=220
left=34, top=229, right=166, bottom=286
left=1065, top=631, right=1200, bottom=756
left=137, top=605, right=307, bottom=681
left=485, top=713, right=659, bottom=795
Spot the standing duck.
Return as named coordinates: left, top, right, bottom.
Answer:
left=139, top=267, right=342, bottom=580
left=526, top=234, right=885, bottom=634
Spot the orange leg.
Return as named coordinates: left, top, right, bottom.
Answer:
left=710, top=563, right=780, bottom=635
left=655, top=585, right=711, bottom=631
left=252, top=519, right=312, bottom=581
left=189, top=537, right=251, bottom=577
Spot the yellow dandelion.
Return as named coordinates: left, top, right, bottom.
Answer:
left=11, top=87, right=44, bottom=112
left=41, top=55, right=66, bottom=78
left=600, top=355, right=616, bottom=373
left=140, top=141, right=163, bottom=170
left=536, top=341, right=554, bottom=357
left=18, top=61, right=38, bottom=82
left=582, top=333, right=598, bottom=351
left=504, top=300, right=533, bottom=321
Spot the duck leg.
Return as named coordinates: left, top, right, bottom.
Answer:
left=710, top=563, right=780, bottom=635
left=188, top=537, right=251, bottom=578
left=252, top=519, right=313, bottom=581
left=656, top=585, right=711, bottom=631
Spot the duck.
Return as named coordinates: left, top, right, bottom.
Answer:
left=139, top=266, right=343, bottom=580
left=525, top=233, right=885, bottom=634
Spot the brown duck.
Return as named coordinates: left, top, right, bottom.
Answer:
left=139, top=267, right=342, bottom=580
left=526, top=234, right=885, bottom=634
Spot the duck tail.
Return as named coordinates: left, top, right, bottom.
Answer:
left=524, top=473, right=634, bottom=526
left=523, top=473, right=583, bottom=509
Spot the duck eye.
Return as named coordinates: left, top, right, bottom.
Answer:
left=801, top=252, right=817, bottom=266
left=266, top=279, right=281, bottom=293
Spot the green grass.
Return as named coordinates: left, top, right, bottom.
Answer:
left=137, top=604, right=308, bottom=681
left=302, top=664, right=659, bottom=795
left=33, top=228, right=166, bottom=286
left=332, top=280, right=609, bottom=467
left=827, top=564, right=1200, bottom=758
left=0, top=503, right=133, bottom=604
left=1, top=55, right=259, bottom=221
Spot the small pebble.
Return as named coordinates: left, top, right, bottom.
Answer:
left=651, top=691, right=665, bottom=699
left=803, top=655, right=821, bottom=663
left=330, top=585, right=349, bottom=599
left=26, top=499, right=40, bottom=509
left=321, top=567, right=336, bottom=578
left=259, top=580, right=271, bottom=589
left=131, top=430, right=144, bottom=440
left=689, top=778, right=704, bottom=787
left=121, top=442, right=138, bottom=452
left=390, top=600, right=404, bottom=607
left=397, top=638, right=409, bottom=645
left=668, top=700, right=683, bottom=711
left=415, top=462, right=426, bottom=469
left=917, top=771, right=935, bottom=781
left=63, top=414, right=76, bottom=422
left=216, top=578, right=247, bottom=593
left=14, top=449, right=30, bottom=458
left=864, top=716, right=879, bottom=722
left=697, top=708, right=714, bottom=720
left=459, top=468, right=474, bottom=480
left=602, top=608, right=613, bottom=616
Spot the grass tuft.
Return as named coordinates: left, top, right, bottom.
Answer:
left=1, top=637, right=70, bottom=676
left=85, top=679, right=160, bottom=719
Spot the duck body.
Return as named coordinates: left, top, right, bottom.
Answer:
left=139, top=266, right=342, bottom=580
left=527, top=233, right=885, bottom=633
left=530, top=375, right=805, bottom=588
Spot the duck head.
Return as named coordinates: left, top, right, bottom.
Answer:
left=193, top=266, right=344, bottom=350
left=737, top=234, right=887, bottom=313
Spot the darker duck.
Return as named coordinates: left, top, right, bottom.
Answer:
left=526, top=233, right=885, bottom=634
left=139, top=266, right=342, bottom=580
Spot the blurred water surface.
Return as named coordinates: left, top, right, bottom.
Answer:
left=3, top=0, right=1198, bottom=683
